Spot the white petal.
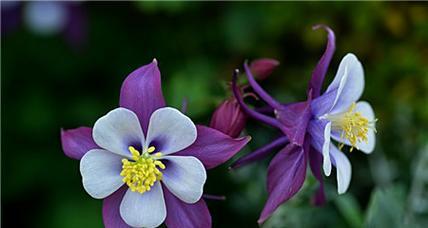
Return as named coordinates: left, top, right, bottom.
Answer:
left=330, top=145, right=352, bottom=194
left=161, top=156, right=206, bottom=204
left=93, top=108, right=144, bottom=158
left=323, top=122, right=332, bottom=176
left=120, top=182, right=166, bottom=228
left=80, top=149, right=124, bottom=199
left=309, top=120, right=332, bottom=176
left=355, top=101, right=376, bottom=153
left=326, top=53, right=365, bottom=114
left=145, top=107, right=197, bottom=155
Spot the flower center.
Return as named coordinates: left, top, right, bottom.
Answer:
left=326, top=103, right=376, bottom=152
left=120, top=146, right=166, bottom=194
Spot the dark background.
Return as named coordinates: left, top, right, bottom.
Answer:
left=2, top=2, right=428, bottom=227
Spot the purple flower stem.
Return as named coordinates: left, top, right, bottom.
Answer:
left=244, top=62, right=282, bottom=110
left=203, top=194, right=226, bottom=201
left=230, top=136, right=289, bottom=170
left=255, top=105, right=275, bottom=115
left=232, top=69, right=282, bottom=129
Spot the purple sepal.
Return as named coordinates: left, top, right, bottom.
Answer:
left=258, top=142, right=308, bottom=224
left=60, top=126, right=98, bottom=160
left=308, top=25, right=336, bottom=98
left=274, top=96, right=312, bottom=146
left=309, top=145, right=326, bottom=206
left=164, top=186, right=212, bottom=228
left=119, top=60, right=166, bottom=134
left=102, top=186, right=130, bottom=228
left=249, top=58, right=280, bottom=80
left=209, top=98, right=247, bottom=138
left=230, top=136, right=288, bottom=169
left=176, top=125, right=250, bottom=169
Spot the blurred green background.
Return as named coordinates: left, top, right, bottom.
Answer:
left=2, top=2, right=428, bottom=228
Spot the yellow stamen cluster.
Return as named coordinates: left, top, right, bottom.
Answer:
left=327, top=103, right=376, bottom=152
left=120, top=146, right=165, bottom=194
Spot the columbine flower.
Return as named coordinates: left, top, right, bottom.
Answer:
left=61, top=59, right=250, bottom=227
left=309, top=53, right=377, bottom=194
left=230, top=25, right=376, bottom=223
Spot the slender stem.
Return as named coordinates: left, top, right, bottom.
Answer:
left=230, top=136, right=289, bottom=170
left=232, top=69, right=282, bottom=129
left=244, top=61, right=282, bottom=109
left=203, top=194, right=226, bottom=201
left=255, top=105, right=275, bottom=114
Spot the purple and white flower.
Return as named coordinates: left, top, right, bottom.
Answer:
left=61, top=59, right=250, bottom=228
left=230, top=25, right=377, bottom=223
left=81, top=106, right=205, bottom=227
left=309, top=53, right=376, bottom=194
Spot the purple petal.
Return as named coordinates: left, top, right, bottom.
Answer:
left=259, top=143, right=308, bottom=224
left=250, top=58, right=280, bottom=80
left=230, top=136, right=289, bottom=169
left=308, top=25, right=336, bottom=98
left=119, top=59, right=166, bottom=134
left=102, top=187, right=130, bottom=228
left=274, top=99, right=312, bottom=146
left=163, top=186, right=212, bottom=228
left=309, top=145, right=326, bottom=206
left=175, top=125, right=250, bottom=170
left=60, top=127, right=98, bottom=160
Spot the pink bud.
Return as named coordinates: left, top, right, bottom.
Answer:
left=249, top=58, right=280, bottom=80
left=210, top=98, right=247, bottom=138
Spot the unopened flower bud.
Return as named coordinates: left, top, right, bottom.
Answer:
left=210, top=98, right=247, bottom=138
left=250, top=58, right=280, bottom=80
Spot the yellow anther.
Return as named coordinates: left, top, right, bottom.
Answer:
left=128, top=146, right=140, bottom=158
left=147, top=146, right=156, bottom=153
left=154, top=152, right=163, bottom=157
left=154, top=160, right=166, bottom=169
left=327, top=102, right=376, bottom=152
left=120, top=146, right=166, bottom=194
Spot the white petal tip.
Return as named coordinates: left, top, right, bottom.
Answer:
left=324, top=168, right=332, bottom=177
left=152, top=58, right=158, bottom=64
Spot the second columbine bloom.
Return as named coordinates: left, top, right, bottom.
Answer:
left=309, top=53, right=376, bottom=194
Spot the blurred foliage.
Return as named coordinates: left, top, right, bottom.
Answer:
left=2, top=2, right=428, bottom=228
